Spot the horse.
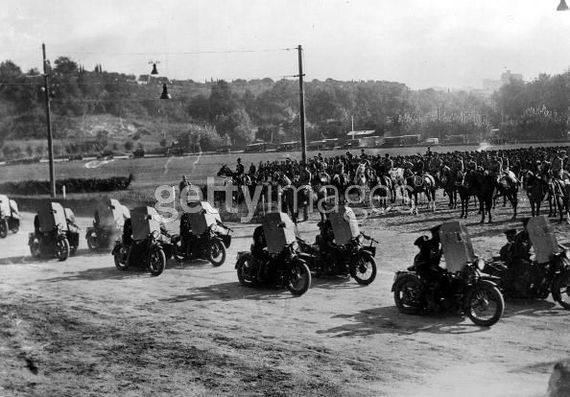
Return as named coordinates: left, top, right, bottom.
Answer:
left=351, top=162, right=368, bottom=202
left=523, top=171, right=547, bottom=217
left=467, top=170, right=495, bottom=223
left=331, top=172, right=350, bottom=203
left=495, top=171, right=519, bottom=220
left=440, top=166, right=459, bottom=209
left=388, top=167, right=406, bottom=204
left=546, top=172, right=570, bottom=223
left=456, top=170, right=476, bottom=219
left=370, top=170, right=393, bottom=212
left=216, top=164, right=253, bottom=205
left=404, top=169, right=437, bottom=215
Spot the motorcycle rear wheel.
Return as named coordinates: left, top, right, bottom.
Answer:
left=148, top=248, right=166, bottom=277
left=465, top=283, right=504, bottom=327
left=287, top=261, right=312, bottom=296
left=350, top=255, right=377, bottom=285
left=113, top=245, right=129, bottom=271
left=87, top=232, right=99, bottom=251
left=29, top=238, right=41, bottom=258
left=393, top=277, right=423, bottom=314
left=208, top=240, right=226, bottom=267
left=236, top=256, right=258, bottom=287
left=56, top=236, right=70, bottom=262
left=553, top=270, right=570, bottom=310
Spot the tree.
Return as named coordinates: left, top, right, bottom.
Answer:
left=124, top=140, right=134, bottom=151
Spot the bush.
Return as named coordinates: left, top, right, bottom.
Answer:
left=0, top=174, right=134, bottom=195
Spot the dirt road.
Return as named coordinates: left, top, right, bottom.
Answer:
left=1, top=203, right=569, bottom=396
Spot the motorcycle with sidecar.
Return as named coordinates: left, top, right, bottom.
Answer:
left=28, top=202, right=73, bottom=261
left=297, top=205, right=378, bottom=285
left=235, top=212, right=312, bottom=296
left=112, top=206, right=174, bottom=276
left=0, top=194, right=20, bottom=238
left=172, top=201, right=232, bottom=266
left=392, top=221, right=505, bottom=327
left=86, top=198, right=130, bottom=251
left=483, top=216, right=570, bottom=309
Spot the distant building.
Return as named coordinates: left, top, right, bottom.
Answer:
left=482, top=70, right=524, bottom=93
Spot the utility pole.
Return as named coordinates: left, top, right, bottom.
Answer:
left=42, top=43, right=56, bottom=198
left=297, top=45, right=307, bottom=164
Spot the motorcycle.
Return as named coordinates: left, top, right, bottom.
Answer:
left=392, top=221, right=505, bottom=327
left=172, top=204, right=232, bottom=266
left=483, top=216, right=570, bottom=309
left=86, top=198, right=129, bottom=251
left=28, top=202, right=72, bottom=261
left=112, top=206, right=174, bottom=277
left=235, top=212, right=311, bottom=296
left=297, top=218, right=378, bottom=285
left=0, top=195, right=20, bottom=238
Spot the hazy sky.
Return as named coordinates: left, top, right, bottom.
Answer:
left=2, top=0, right=570, bottom=89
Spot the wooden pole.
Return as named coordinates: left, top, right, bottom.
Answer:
left=42, top=43, right=56, bottom=198
left=298, top=45, right=307, bottom=164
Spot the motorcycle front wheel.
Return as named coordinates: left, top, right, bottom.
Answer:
left=0, top=219, right=7, bottom=238
left=236, top=255, right=258, bottom=287
left=148, top=248, right=166, bottom=277
left=465, top=283, right=505, bottom=327
left=287, top=260, right=312, bottom=296
left=553, top=270, right=570, bottom=310
left=208, top=239, right=226, bottom=267
left=393, top=276, right=423, bottom=314
left=56, top=236, right=70, bottom=262
left=350, top=255, right=377, bottom=285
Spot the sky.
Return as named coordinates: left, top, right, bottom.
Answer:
left=2, top=0, right=570, bottom=89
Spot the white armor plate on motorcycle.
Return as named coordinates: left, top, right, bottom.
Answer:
left=527, top=216, right=558, bottom=264
left=0, top=195, right=9, bottom=217
left=38, top=202, right=67, bottom=233
left=440, top=221, right=476, bottom=272
left=63, top=208, right=76, bottom=230
left=9, top=199, right=19, bottom=218
left=96, top=198, right=125, bottom=228
left=131, top=206, right=161, bottom=241
left=329, top=205, right=360, bottom=245
left=262, top=212, right=296, bottom=254
left=187, top=201, right=222, bottom=235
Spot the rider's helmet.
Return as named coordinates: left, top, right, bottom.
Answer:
left=237, top=158, right=242, bottom=163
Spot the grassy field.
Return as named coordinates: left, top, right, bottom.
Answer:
left=1, top=142, right=568, bottom=191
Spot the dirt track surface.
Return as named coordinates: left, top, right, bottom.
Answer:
left=1, top=202, right=569, bottom=397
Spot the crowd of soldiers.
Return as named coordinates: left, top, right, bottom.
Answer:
left=226, top=145, right=570, bottom=188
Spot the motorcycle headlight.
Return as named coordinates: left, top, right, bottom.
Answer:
left=290, top=241, right=299, bottom=253
left=210, top=224, right=219, bottom=233
left=151, top=230, right=160, bottom=240
left=475, top=258, right=486, bottom=271
left=563, top=249, right=570, bottom=260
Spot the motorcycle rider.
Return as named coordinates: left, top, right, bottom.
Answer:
left=508, top=217, right=534, bottom=297
left=252, top=224, right=271, bottom=280
left=413, top=225, right=448, bottom=309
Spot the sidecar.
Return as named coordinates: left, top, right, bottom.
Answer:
left=86, top=198, right=128, bottom=250
left=29, top=202, right=71, bottom=261
left=0, top=194, right=20, bottom=238
left=112, top=206, right=172, bottom=276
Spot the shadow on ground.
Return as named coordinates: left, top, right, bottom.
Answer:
left=317, top=305, right=491, bottom=337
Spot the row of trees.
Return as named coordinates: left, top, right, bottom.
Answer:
left=0, top=56, right=568, bottom=158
